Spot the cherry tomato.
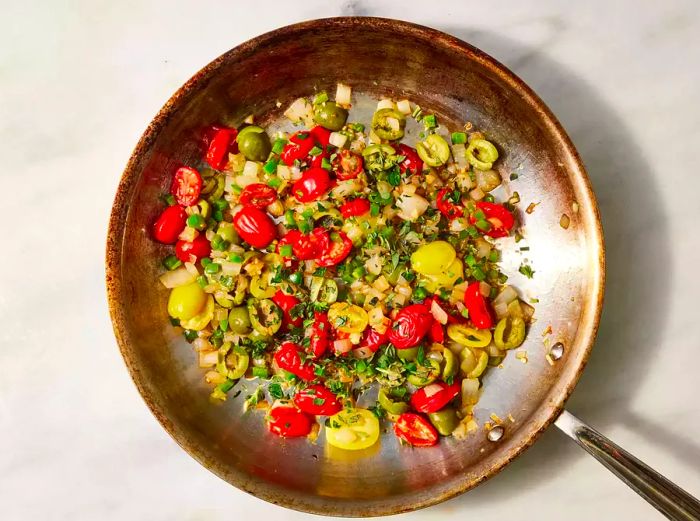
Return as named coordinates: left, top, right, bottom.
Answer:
left=410, top=382, right=460, bottom=413
left=340, top=198, right=371, bottom=219
left=358, top=327, right=388, bottom=353
left=463, top=281, right=494, bottom=329
left=309, top=150, right=330, bottom=169
left=292, top=168, right=331, bottom=202
left=267, top=405, right=313, bottom=437
left=293, top=384, right=343, bottom=416
left=293, top=228, right=330, bottom=260
left=471, top=202, right=515, bottom=238
left=274, top=342, right=317, bottom=381
left=388, top=304, right=433, bottom=349
left=171, top=167, right=202, bottom=207
left=152, top=205, right=187, bottom=244
left=307, top=312, right=330, bottom=358
left=309, top=125, right=331, bottom=147
left=175, top=234, right=211, bottom=263
left=205, top=126, right=238, bottom=170
left=436, top=188, right=464, bottom=219
left=394, top=413, right=439, bottom=447
left=332, top=149, right=364, bottom=180
left=232, top=206, right=277, bottom=249
left=317, top=231, right=353, bottom=267
left=397, top=144, right=424, bottom=175
left=272, top=290, right=302, bottom=329
left=277, top=230, right=301, bottom=260
left=239, top=183, right=277, bottom=209
left=429, top=321, right=445, bottom=343
left=280, top=131, right=315, bottom=165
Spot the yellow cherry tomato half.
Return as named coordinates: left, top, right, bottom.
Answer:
left=325, top=408, right=380, bottom=451
left=179, top=294, right=214, bottom=331
left=410, top=241, right=456, bottom=275
left=168, top=282, right=207, bottom=320
left=328, top=302, right=369, bottom=333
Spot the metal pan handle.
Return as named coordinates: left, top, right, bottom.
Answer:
left=555, top=410, right=700, bottom=520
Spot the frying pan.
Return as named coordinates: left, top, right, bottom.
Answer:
left=106, top=17, right=700, bottom=519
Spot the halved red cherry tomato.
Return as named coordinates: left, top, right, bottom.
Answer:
left=471, top=202, right=515, bottom=238
left=429, top=321, right=445, bottom=343
left=267, top=405, right=313, bottom=437
left=410, top=382, right=461, bottom=413
left=463, top=281, right=494, bottom=329
left=232, top=206, right=277, bottom=249
left=277, top=230, right=301, bottom=260
left=274, top=342, right=317, bottom=381
left=358, top=327, right=388, bottom=353
left=175, top=234, right=211, bottom=263
left=307, top=312, right=331, bottom=358
left=388, top=304, right=433, bottom=349
left=333, top=149, right=363, bottom=180
left=292, top=168, right=331, bottom=202
left=281, top=131, right=315, bottom=165
left=171, top=167, right=202, bottom=207
left=317, top=231, right=352, bottom=267
left=293, top=384, right=342, bottom=416
left=205, top=126, right=238, bottom=170
left=436, top=188, right=464, bottom=220
left=394, top=413, right=439, bottom=447
left=293, top=228, right=330, bottom=261
left=397, top=144, right=424, bottom=175
left=309, top=125, right=331, bottom=147
left=152, top=205, right=187, bottom=244
left=239, top=183, right=277, bottom=209
left=272, top=290, right=302, bottom=329
left=340, top=198, right=371, bottom=219
left=309, top=150, right=330, bottom=169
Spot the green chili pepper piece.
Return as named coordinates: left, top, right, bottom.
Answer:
left=378, top=388, right=409, bottom=415
left=493, top=316, right=526, bottom=350
left=371, top=108, right=406, bottom=140
left=465, top=138, right=499, bottom=170
left=247, top=298, right=282, bottom=336
left=428, top=408, right=460, bottom=436
left=416, top=134, right=450, bottom=167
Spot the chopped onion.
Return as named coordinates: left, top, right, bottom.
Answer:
left=387, top=117, right=400, bottom=131
left=487, top=344, right=504, bottom=357
left=493, top=286, right=518, bottom=309
left=352, top=346, right=374, bottom=359
left=469, top=187, right=485, bottom=200
left=455, top=171, right=473, bottom=191
left=243, top=161, right=260, bottom=178
left=198, top=350, right=218, bottom=368
left=377, top=99, right=395, bottom=110
left=178, top=226, right=197, bottom=242
left=449, top=217, right=469, bottom=233
left=372, top=276, right=390, bottom=292
left=476, top=169, right=502, bottom=192
left=277, top=164, right=292, bottom=180
left=395, top=284, right=412, bottom=298
left=333, top=339, right=353, bottom=354
left=396, top=193, right=429, bottom=221
left=365, top=254, right=382, bottom=275
left=461, top=378, right=480, bottom=406
left=479, top=281, right=491, bottom=297
left=205, top=370, right=226, bottom=385
left=219, top=260, right=241, bottom=277
left=184, top=262, right=199, bottom=277
left=474, top=237, right=492, bottom=258
left=349, top=332, right=362, bottom=345
left=452, top=144, right=468, bottom=168
left=159, top=267, right=195, bottom=288
left=494, top=301, right=509, bottom=319
left=192, top=337, right=211, bottom=352
left=392, top=293, right=407, bottom=307
left=330, top=178, right=362, bottom=199
left=423, top=383, right=443, bottom=398
left=329, top=131, right=347, bottom=148
left=396, top=99, right=412, bottom=114
left=267, top=200, right=284, bottom=217
left=335, top=83, right=352, bottom=107
left=431, top=299, right=449, bottom=324
left=284, top=97, right=312, bottom=123
left=290, top=165, right=302, bottom=181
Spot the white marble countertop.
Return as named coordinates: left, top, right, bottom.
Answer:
left=2, top=1, right=699, bottom=519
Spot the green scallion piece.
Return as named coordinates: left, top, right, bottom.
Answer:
left=162, top=255, right=182, bottom=271
left=219, top=318, right=229, bottom=331
left=186, top=213, right=206, bottom=230
left=196, top=275, right=208, bottom=288
left=370, top=202, right=380, bottom=216
left=321, top=157, right=332, bottom=170
left=228, top=253, right=243, bottom=263
left=263, top=158, right=279, bottom=175
left=267, top=176, right=282, bottom=188
left=252, top=367, right=269, bottom=378
left=423, top=114, right=437, bottom=129
left=313, top=91, right=329, bottom=105
left=280, top=244, right=293, bottom=257
left=271, top=138, right=287, bottom=155
left=308, top=145, right=323, bottom=157
left=451, top=131, right=467, bottom=144
left=205, top=262, right=220, bottom=274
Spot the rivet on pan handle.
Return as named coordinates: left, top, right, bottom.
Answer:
left=555, top=410, right=700, bottom=520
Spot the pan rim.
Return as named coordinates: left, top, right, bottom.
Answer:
left=105, top=16, right=605, bottom=517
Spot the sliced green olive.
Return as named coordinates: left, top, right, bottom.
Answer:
left=230, top=275, right=248, bottom=305
left=310, top=277, right=339, bottom=303
left=407, top=358, right=440, bottom=386
left=442, top=348, right=457, bottom=379
left=494, top=316, right=526, bottom=350
left=466, top=138, right=499, bottom=170
left=313, top=101, right=348, bottom=131
left=214, top=293, right=234, bottom=309
left=397, top=346, right=419, bottom=360
left=217, top=222, right=238, bottom=244
left=250, top=275, right=275, bottom=299
left=378, top=388, right=409, bottom=415
left=247, top=298, right=282, bottom=336
left=416, top=134, right=450, bottom=167
left=467, top=349, right=488, bottom=378
left=428, top=408, right=460, bottom=436
left=371, top=108, right=406, bottom=140
left=225, top=347, right=250, bottom=380
left=447, top=324, right=492, bottom=348
left=362, top=143, right=396, bottom=157
left=236, top=125, right=271, bottom=161
left=228, top=306, right=251, bottom=334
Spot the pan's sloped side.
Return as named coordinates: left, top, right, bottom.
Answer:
left=106, top=17, right=604, bottom=516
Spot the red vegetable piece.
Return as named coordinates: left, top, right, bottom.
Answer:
left=463, top=281, right=494, bottom=330
left=272, top=290, right=302, bottom=329
left=293, top=384, right=343, bottom=416
left=388, top=304, right=433, bottom=349
left=277, top=230, right=301, bottom=260
left=152, top=205, right=187, bottom=244
left=340, top=198, right=371, bottom=219
left=429, top=321, right=445, bottom=344
left=175, top=234, right=211, bottom=263
left=317, top=231, right=352, bottom=267
left=394, top=413, right=439, bottom=447
left=239, top=183, right=277, bottom=209
left=358, top=327, right=388, bottom=353
left=307, top=312, right=330, bottom=358
left=333, top=149, right=364, bottom=180
left=274, top=342, right=316, bottom=381
left=232, top=206, right=277, bottom=249
left=267, top=405, right=313, bottom=437
left=309, top=150, right=330, bottom=169
left=293, top=227, right=330, bottom=261
left=281, top=131, right=315, bottom=165
left=171, top=166, right=202, bottom=207
left=410, top=382, right=461, bottom=413
left=436, top=187, right=464, bottom=220
left=292, top=167, right=331, bottom=202
left=471, top=202, right=515, bottom=238
left=205, top=126, right=238, bottom=170
left=397, top=144, right=424, bottom=175
left=309, top=125, right=331, bottom=147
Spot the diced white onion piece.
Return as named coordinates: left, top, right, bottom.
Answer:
left=198, top=351, right=218, bottom=368
left=344, top=222, right=364, bottom=244
left=455, top=171, right=473, bottom=191
left=396, top=99, right=412, bottom=114
left=349, top=332, right=362, bottom=345
left=372, top=276, right=391, bottom=292
left=335, top=83, right=352, bottom=107
left=352, top=346, right=375, bottom=359
left=331, top=178, right=362, bottom=200
left=401, top=183, right=417, bottom=195
left=178, top=227, right=197, bottom=242
left=387, top=117, right=400, bottom=131
left=368, top=307, right=385, bottom=325
left=396, top=284, right=412, bottom=297
left=396, top=193, right=429, bottom=221
left=392, top=293, right=407, bottom=307
left=461, top=378, right=480, bottom=406
left=184, top=262, right=200, bottom=277
left=243, top=161, right=260, bottom=177
left=476, top=169, right=502, bottom=192
left=205, top=370, right=226, bottom=385
left=284, top=97, right=312, bottom=123
left=475, top=237, right=492, bottom=258
left=423, top=383, right=444, bottom=398
left=431, top=299, right=449, bottom=324
left=220, top=260, right=242, bottom=276
left=329, top=131, right=348, bottom=148
left=290, top=165, right=302, bottom=181
left=520, top=300, right=535, bottom=321
left=243, top=114, right=254, bottom=124
left=469, top=187, right=485, bottom=200
left=368, top=129, right=382, bottom=144
left=493, top=286, right=518, bottom=309
left=277, top=164, right=292, bottom=180
left=159, top=267, right=195, bottom=288
left=452, top=143, right=468, bottom=168
left=192, top=337, right=211, bottom=352
left=449, top=217, right=469, bottom=233
left=214, top=307, right=228, bottom=324
left=377, top=99, right=395, bottom=110
left=365, top=254, right=383, bottom=275
left=494, top=301, right=509, bottom=319
left=333, top=339, right=353, bottom=354
left=266, top=200, right=284, bottom=217
left=479, top=281, right=491, bottom=297
left=366, top=287, right=387, bottom=304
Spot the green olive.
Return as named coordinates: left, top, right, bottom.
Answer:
left=228, top=306, right=251, bottom=334
left=416, top=134, right=450, bottom=167
left=236, top=126, right=271, bottom=161
left=407, top=358, right=440, bottom=386
left=493, top=316, right=526, bottom=350
left=225, top=347, right=250, bottom=379
left=371, top=108, right=406, bottom=140
left=397, top=346, right=419, bottom=361
left=313, top=102, right=348, bottom=131
left=247, top=298, right=282, bottom=336
left=428, top=408, right=460, bottom=436
left=465, top=138, right=499, bottom=170
left=217, top=222, right=238, bottom=244
left=378, top=388, right=409, bottom=415
left=250, top=275, right=275, bottom=299
left=442, top=348, right=457, bottom=379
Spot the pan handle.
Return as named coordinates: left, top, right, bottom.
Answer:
left=555, top=410, right=700, bottom=520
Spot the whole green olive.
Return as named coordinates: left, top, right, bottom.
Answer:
left=236, top=126, right=271, bottom=161
left=313, top=102, right=348, bottom=131
left=228, top=306, right=251, bottom=334
left=428, top=408, right=460, bottom=435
